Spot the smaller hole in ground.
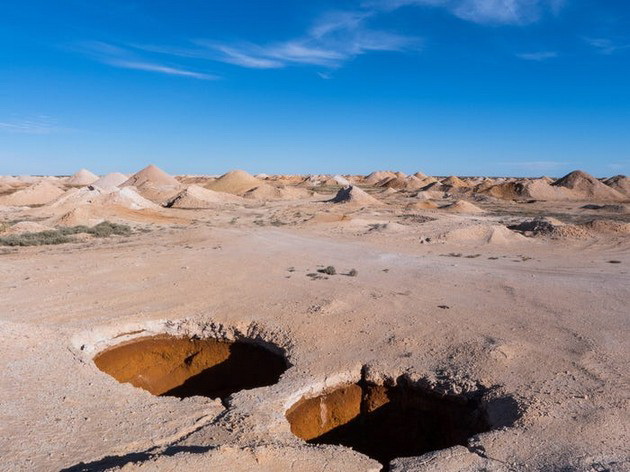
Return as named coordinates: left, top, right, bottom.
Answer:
left=286, top=378, right=515, bottom=468
left=93, top=334, right=287, bottom=400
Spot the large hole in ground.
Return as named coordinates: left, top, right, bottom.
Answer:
left=286, top=378, right=510, bottom=467
left=93, top=334, right=287, bottom=400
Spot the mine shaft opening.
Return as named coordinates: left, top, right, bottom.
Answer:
left=286, top=379, right=504, bottom=468
left=93, top=334, right=287, bottom=400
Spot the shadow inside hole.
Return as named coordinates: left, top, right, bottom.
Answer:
left=286, top=380, right=512, bottom=467
left=93, top=335, right=287, bottom=400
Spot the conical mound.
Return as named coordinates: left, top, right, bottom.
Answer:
left=441, top=176, right=469, bottom=188
left=92, top=173, right=129, bottom=189
left=67, top=169, right=99, bottom=186
left=164, top=185, right=243, bottom=208
left=0, top=180, right=64, bottom=206
left=205, top=170, right=261, bottom=195
left=328, top=185, right=384, bottom=206
left=552, top=170, right=625, bottom=201
left=440, top=200, right=485, bottom=213
left=122, top=165, right=179, bottom=188
left=604, top=175, right=630, bottom=196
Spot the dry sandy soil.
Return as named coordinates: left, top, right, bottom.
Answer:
left=0, top=167, right=629, bottom=471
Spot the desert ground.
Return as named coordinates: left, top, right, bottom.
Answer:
left=1, top=166, right=629, bottom=471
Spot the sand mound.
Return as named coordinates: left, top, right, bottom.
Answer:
left=441, top=176, right=469, bottom=188
left=365, top=171, right=397, bottom=186
left=508, top=217, right=591, bottom=240
left=440, top=224, right=526, bottom=244
left=54, top=204, right=185, bottom=226
left=333, top=175, right=351, bottom=186
left=92, top=172, right=129, bottom=189
left=165, top=185, right=243, bottom=208
left=328, top=186, right=384, bottom=206
left=0, top=181, right=64, bottom=206
left=440, top=200, right=485, bottom=214
left=1, top=221, right=55, bottom=235
left=47, top=186, right=158, bottom=211
left=97, top=187, right=159, bottom=210
left=582, top=219, right=630, bottom=234
left=378, top=176, right=426, bottom=191
left=604, top=175, right=630, bottom=196
left=66, top=169, right=99, bottom=186
left=552, top=170, right=625, bottom=201
left=206, top=170, right=261, bottom=195
left=242, top=184, right=311, bottom=201
left=122, top=164, right=179, bottom=188
left=483, top=179, right=577, bottom=201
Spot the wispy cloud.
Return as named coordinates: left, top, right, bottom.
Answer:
left=73, top=41, right=218, bottom=80
left=583, top=37, right=630, bottom=55
left=190, top=10, right=418, bottom=70
left=366, top=0, right=563, bottom=25
left=516, top=51, right=558, bottom=61
left=0, top=115, right=64, bottom=135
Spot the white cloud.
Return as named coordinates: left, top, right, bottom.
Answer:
left=75, top=41, right=217, bottom=80
left=105, top=59, right=216, bottom=79
left=584, top=37, right=630, bottom=55
left=0, top=115, right=63, bottom=135
left=366, top=0, right=562, bottom=25
left=516, top=51, right=558, bottom=60
left=197, top=10, right=418, bottom=70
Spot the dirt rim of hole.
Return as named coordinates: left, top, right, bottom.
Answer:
left=93, top=334, right=288, bottom=400
left=285, top=375, right=519, bottom=468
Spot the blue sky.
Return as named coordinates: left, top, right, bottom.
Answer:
left=1, top=0, right=629, bottom=176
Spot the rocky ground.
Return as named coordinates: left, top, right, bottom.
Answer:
left=1, top=169, right=629, bottom=471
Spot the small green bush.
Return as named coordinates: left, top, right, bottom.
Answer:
left=0, top=221, right=133, bottom=246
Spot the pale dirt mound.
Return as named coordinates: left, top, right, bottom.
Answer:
left=243, top=184, right=312, bottom=201
left=483, top=179, right=576, bottom=201
left=365, top=171, right=397, bottom=186
left=582, top=219, right=630, bottom=234
left=604, top=175, right=630, bottom=196
left=205, top=170, right=261, bottom=195
left=54, top=204, right=187, bottom=226
left=380, top=187, right=399, bottom=196
left=48, top=186, right=158, bottom=211
left=509, top=217, right=591, bottom=240
left=132, top=181, right=182, bottom=203
left=165, top=185, right=243, bottom=208
left=328, top=186, right=384, bottom=206
left=413, top=171, right=428, bottom=179
left=96, top=187, right=160, bottom=210
left=66, top=169, right=99, bottom=186
left=333, top=175, right=351, bottom=186
left=413, top=190, right=443, bottom=200
left=379, top=176, right=426, bottom=191
left=0, top=181, right=64, bottom=206
left=92, top=172, right=129, bottom=189
left=0, top=176, right=21, bottom=186
left=439, top=224, right=527, bottom=245
left=441, top=176, right=469, bottom=188
left=406, top=201, right=438, bottom=210
left=1, top=221, right=55, bottom=235
left=439, top=200, right=485, bottom=214
left=552, top=170, right=625, bottom=201
left=122, top=164, right=180, bottom=188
